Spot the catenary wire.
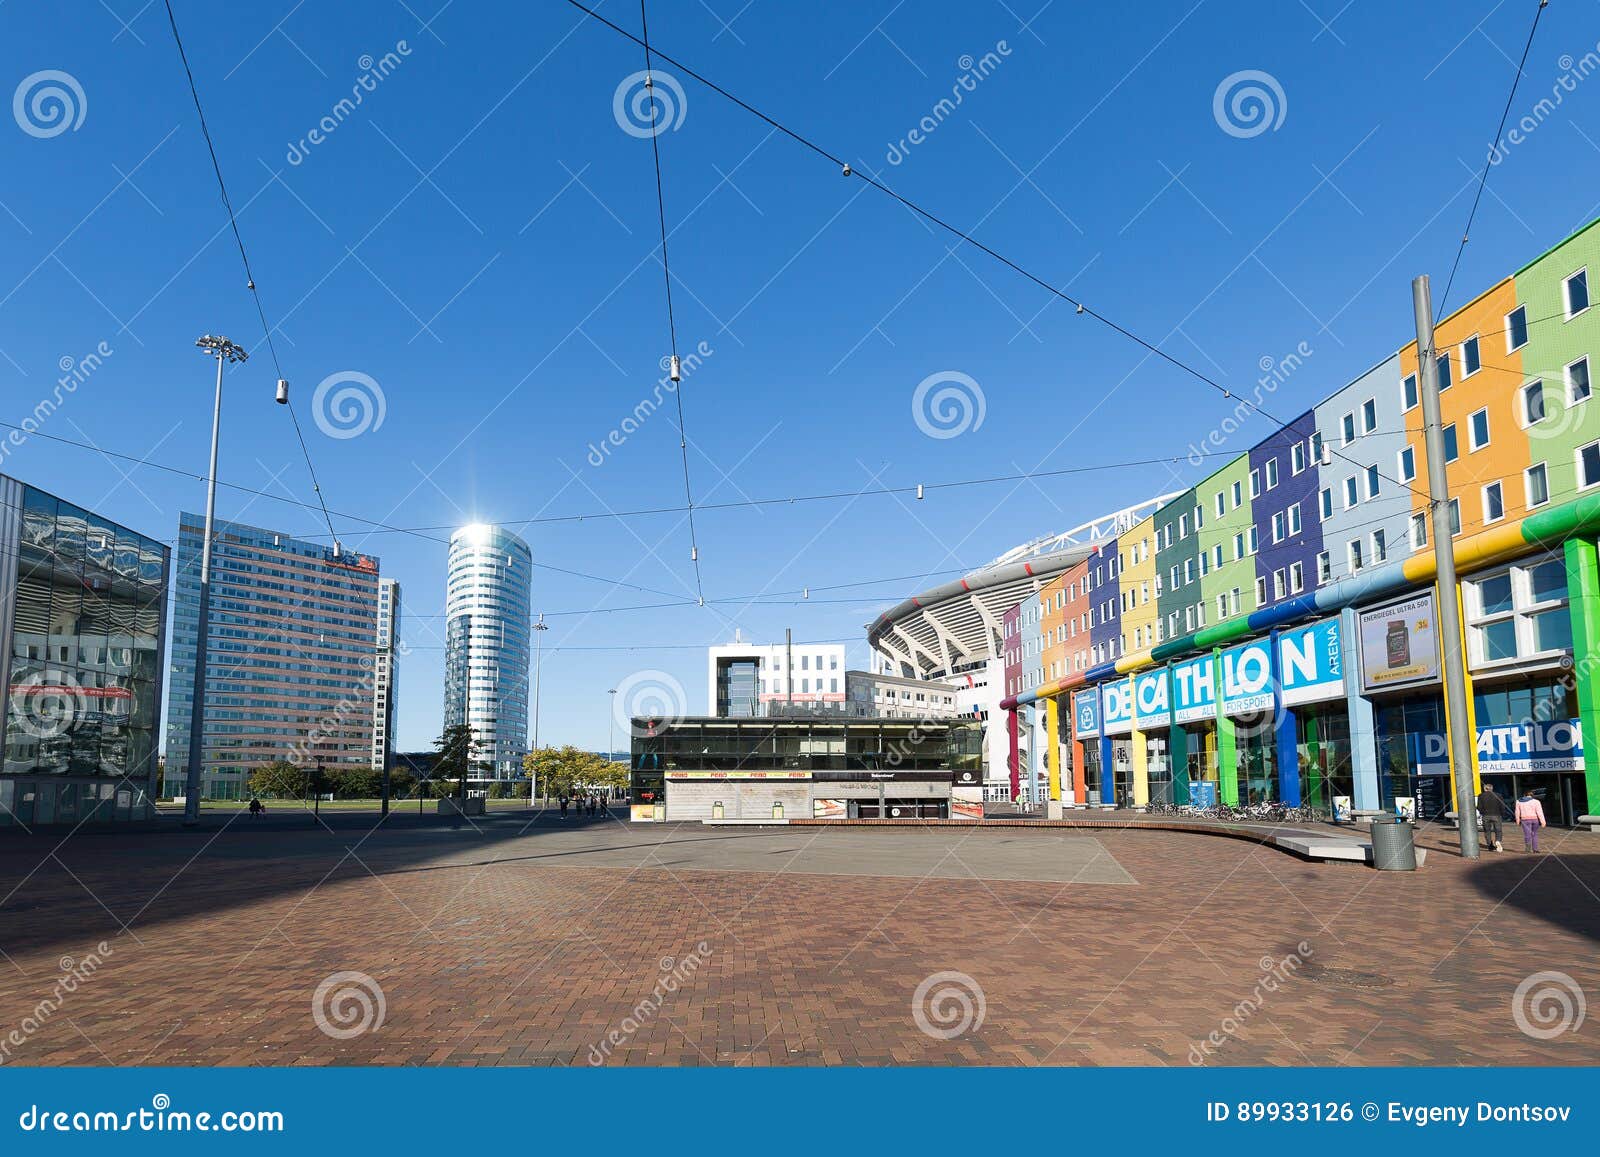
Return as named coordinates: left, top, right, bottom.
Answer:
left=161, top=0, right=342, bottom=547
left=1434, top=0, right=1549, bottom=322
left=562, top=0, right=1434, bottom=508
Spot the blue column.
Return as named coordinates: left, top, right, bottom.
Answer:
left=1098, top=731, right=1114, bottom=807
left=1269, top=629, right=1301, bottom=807
left=1341, top=607, right=1380, bottom=810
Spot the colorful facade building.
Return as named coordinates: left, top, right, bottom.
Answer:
left=1001, top=218, right=1600, bottom=825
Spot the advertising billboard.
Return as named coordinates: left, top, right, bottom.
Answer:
left=1277, top=616, right=1345, bottom=707
left=1101, top=678, right=1133, bottom=736
left=1359, top=592, right=1439, bottom=691
left=1073, top=688, right=1100, bottom=738
left=1219, top=639, right=1274, bottom=717
left=1171, top=653, right=1216, bottom=724
left=1133, top=669, right=1171, bottom=728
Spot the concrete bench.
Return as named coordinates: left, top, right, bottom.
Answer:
left=1578, top=815, right=1600, bottom=833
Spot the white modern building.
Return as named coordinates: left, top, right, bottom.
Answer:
left=371, top=577, right=400, bottom=772
left=707, top=635, right=846, bottom=716
left=443, top=524, right=531, bottom=781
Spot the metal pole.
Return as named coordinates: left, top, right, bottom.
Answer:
left=182, top=350, right=225, bottom=826
left=608, top=688, right=616, bottom=763
left=786, top=627, right=793, bottom=713
left=1412, top=274, right=1480, bottom=859
left=531, top=617, right=547, bottom=803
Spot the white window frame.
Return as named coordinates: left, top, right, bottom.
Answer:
left=1468, top=407, right=1491, bottom=452
left=1291, top=442, right=1306, bottom=475
left=1398, top=445, right=1416, bottom=482
left=1460, top=334, right=1481, bottom=378
left=1567, top=355, right=1592, bottom=404
left=1343, top=476, right=1358, bottom=509
left=1347, top=539, right=1364, bottom=573
left=1482, top=480, right=1504, bottom=525
left=1287, top=503, right=1302, bottom=536
left=1409, top=512, right=1428, bottom=550
left=1289, top=561, right=1304, bottom=593
left=1565, top=267, right=1589, bottom=320
left=1525, top=461, right=1550, bottom=509
left=1364, top=464, right=1380, bottom=500
left=1578, top=439, right=1600, bottom=491
left=1520, top=380, right=1546, bottom=428
left=1401, top=373, right=1418, bottom=412
left=1360, top=398, right=1377, bottom=434
left=1340, top=412, right=1356, bottom=445
left=1505, top=304, right=1528, bottom=353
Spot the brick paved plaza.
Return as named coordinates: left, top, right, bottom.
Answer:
left=1, top=813, right=1597, bottom=1066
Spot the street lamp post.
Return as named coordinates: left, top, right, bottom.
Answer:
left=183, top=335, right=248, bottom=826
left=531, top=614, right=548, bottom=803
left=608, top=688, right=617, bottom=764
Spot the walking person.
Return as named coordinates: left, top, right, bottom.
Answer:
left=1514, top=788, right=1547, bottom=852
left=559, top=795, right=569, bottom=820
left=1476, top=783, right=1505, bottom=852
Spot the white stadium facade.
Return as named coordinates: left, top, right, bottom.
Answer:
left=867, top=495, right=1178, bottom=799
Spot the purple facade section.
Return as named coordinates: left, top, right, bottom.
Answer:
left=1251, top=411, right=1323, bottom=609
left=1088, top=537, right=1121, bottom=657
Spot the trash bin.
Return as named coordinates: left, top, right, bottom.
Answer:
left=1369, top=816, right=1417, bottom=871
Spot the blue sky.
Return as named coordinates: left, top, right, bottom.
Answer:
left=3, top=0, right=1598, bottom=752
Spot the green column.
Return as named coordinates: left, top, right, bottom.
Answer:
left=1170, top=722, right=1190, bottom=806
left=1304, top=712, right=1323, bottom=808
left=1214, top=646, right=1238, bottom=806
left=1566, top=537, right=1600, bottom=817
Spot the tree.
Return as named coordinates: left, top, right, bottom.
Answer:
left=433, top=724, right=493, bottom=799
left=522, top=745, right=616, bottom=800
left=248, top=760, right=307, bottom=800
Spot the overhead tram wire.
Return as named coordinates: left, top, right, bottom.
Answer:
left=161, top=0, right=341, bottom=548
left=563, top=0, right=1434, bottom=507
left=1434, top=0, right=1549, bottom=322
left=637, top=0, right=705, bottom=603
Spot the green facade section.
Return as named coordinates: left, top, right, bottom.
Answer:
left=1565, top=537, right=1600, bottom=814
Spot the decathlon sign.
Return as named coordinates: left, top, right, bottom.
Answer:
left=1133, top=669, right=1170, bottom=727
left=1073, top=688, right=1099, bottom=738
left=1171, top=654, right=1216, bottom=723
left=1414, top=720, right=1585, bottom=773
left=1277, top=617, right=1344, bottom=707
left=1219, top=639, right=1274, bottom=717
left=1101, top=677, right=1133, bottom=735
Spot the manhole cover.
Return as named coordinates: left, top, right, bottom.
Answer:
left=1301, top=964, right=1393, bottom=988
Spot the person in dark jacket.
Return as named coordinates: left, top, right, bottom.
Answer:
left=1477, top=784, right=1505, bottom=852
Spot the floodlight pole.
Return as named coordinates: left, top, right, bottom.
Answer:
left=184, top=335, right=248, bottom=826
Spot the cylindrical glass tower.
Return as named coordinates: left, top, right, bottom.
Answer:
left=443, top=524, right=532, bottom=781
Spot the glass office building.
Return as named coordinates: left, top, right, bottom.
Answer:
left=0, top=476, right=169, bottom=825
left=443, top=524, right=531, bottom=781
left=165, top=514, right=383, bottom=800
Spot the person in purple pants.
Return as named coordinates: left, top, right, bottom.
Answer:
left=1514, top=790, right=1547, bottom=852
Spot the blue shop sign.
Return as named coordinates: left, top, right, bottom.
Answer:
left=1102, top=677, right=1133, bottom=736
left=1073, top=688, right=1099, bottom=738
left=1133, top=669, right=1171, bottom=728
left=1171, top=653, right=1216, bottom=724
left=1277, top=617, right=1344, bottom=707
left=1413, top=720, right=1585, bottom=774
left=1219, top=639, right=1274, bottom=717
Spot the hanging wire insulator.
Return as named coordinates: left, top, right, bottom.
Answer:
left=669, top=354, right=681, bottom=382
left=802, top=587, right=809, bottom=599
left=916, top=484, right=924, bottom=500
left=331, top=542, right=342, bottom=560
left=1075, top=303, right=1084, bottom=314
left=275, top=378, right=289, bottom=405
left=842, top=163, right=851, bottom=177
left=690, top=545, right=698, bottom=562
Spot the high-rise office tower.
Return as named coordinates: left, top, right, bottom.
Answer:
left=442, top=524, right=531, bottom=781
left=371, top=577, right=400, bottom=772
left=165, top=515, right=382, bottom=800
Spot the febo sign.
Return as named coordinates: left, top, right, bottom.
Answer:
left=1171, top=654, right=1216, bottom=724
left=1219, top=639, right=1274, bottom=717
left=1134, top=669, right=1170, bottom=727
left=1101, top=678, right=1133, bottom=735
left=1073, top=688, right=1100, bottom=738
left=1277, top=617, right=1343, bottom=707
